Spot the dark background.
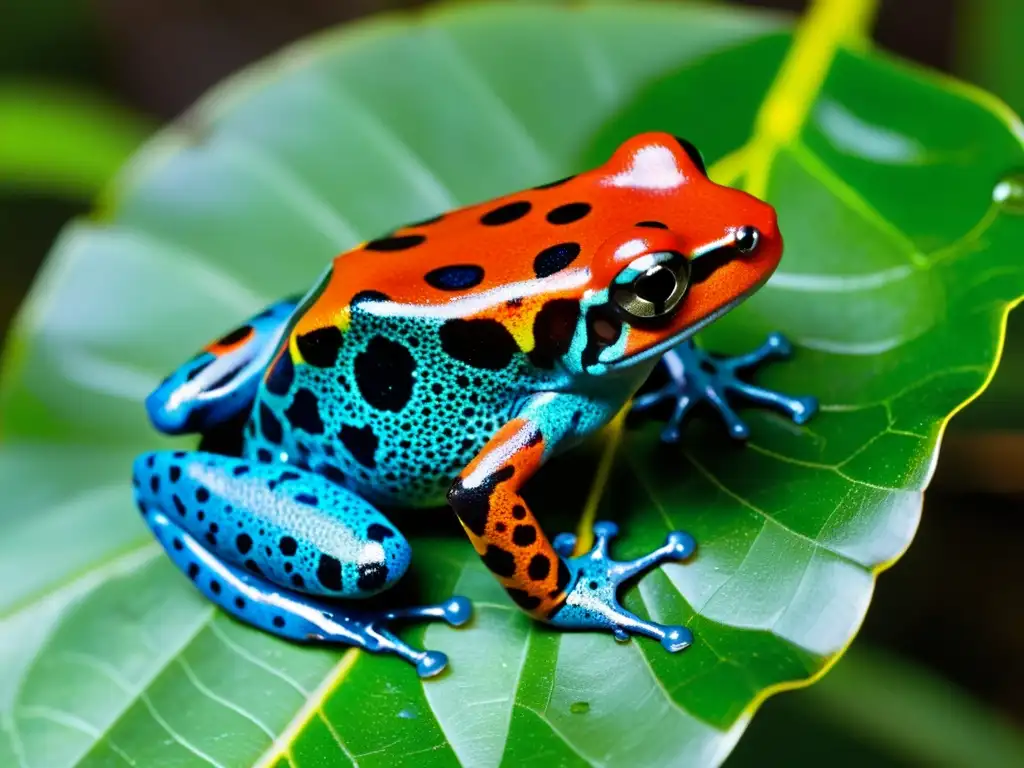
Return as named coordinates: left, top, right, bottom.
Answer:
left=1, top=0, right=1021, bottom=764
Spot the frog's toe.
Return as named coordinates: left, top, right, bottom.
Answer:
left=761, top=331, right=791, bottom=358
left=358, top=621, right=458, bottom=679
left=316, top=596, right=473, bottom=678
left=441, top=596, right=473, bottom=627
left=730, top=381, right=819, bottom=425
left=547, top=520, right=696, bottom=652
left=792, top=395, right=819, bottom=424
left=415, top=651, right=450, bottom=679
left=660, top=625, right=695, bottom=653
left=552, top=532, right=578, bottom=558
left=629, top=383, right=698, bottom=445
left=722, top=331, right=794, bottom=370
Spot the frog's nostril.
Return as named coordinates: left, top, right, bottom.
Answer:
left=735, top=226, right=760, bottom=253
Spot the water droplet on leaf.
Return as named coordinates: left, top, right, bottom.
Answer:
left=993, top=173, right=1024, bottom=213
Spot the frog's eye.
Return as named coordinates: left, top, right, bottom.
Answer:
left=673, top=137, right=707, bottom=177
left=735, top=226, right=760, bottom=253
left=612, top=251, right=690, bottom=320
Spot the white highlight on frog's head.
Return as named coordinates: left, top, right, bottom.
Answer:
left=604, top=145, right=685, bottom=190
left=614, top=238, right=649, bottom=262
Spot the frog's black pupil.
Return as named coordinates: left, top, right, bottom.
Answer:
left=635, top=267, right=677, bottom=305
left=735, top=226, right=760, bottom=253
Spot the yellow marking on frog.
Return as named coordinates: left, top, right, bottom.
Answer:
left=289, top=311, right=350, bottom=366
left=288, top=333, right=302, bottom=365
left=475, top=296, right=549, bottom=354
left=507, top=317, right=537, bottom=354
left=335, top=306, right=352, bottom=334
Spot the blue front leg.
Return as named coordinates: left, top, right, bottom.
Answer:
left=133, top=451, right=471, bottom=677
left=146, top=297, right=299, bottom=436
left=632, top=333, right=818, bottom=442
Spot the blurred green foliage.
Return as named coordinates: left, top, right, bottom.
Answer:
left=0, top=83, right=150, bottom=198
left=0, top=0, right=94, bottom=76
left=957, top=0, right=1024, bottom=117
left=730, top=646, right=1024, bottom=768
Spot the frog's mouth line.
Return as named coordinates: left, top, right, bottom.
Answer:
left=688, top=243, right=742, bottom=286
left=601, top=271, right=771, bottom=372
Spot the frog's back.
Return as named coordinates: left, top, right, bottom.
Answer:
left=246, top=132, right=749, bottom=504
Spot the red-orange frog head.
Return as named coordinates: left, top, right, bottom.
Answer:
left=298, top=131, right=782, bottom=380
left=576, top=133, right=782, bottom=374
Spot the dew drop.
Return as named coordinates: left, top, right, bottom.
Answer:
left=398, top=708, right=417, bottom=719
left=993, top=172, right=1024, bottom=214
left=570, top=701, right=590, bottom=715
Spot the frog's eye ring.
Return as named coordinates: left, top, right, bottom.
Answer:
left=735, top=226, right=760, bottom=253
left=612, top=251, right=690, bottom=320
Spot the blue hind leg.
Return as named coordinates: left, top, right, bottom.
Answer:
left=133, top=451, right=471, bottom=677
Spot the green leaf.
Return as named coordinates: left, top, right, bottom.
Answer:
left=1, top=1, right=1022, bottom=766
left=0, top=82, right=150, bottom=198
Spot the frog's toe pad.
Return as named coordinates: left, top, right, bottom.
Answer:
left=660, top=625, right=695, bottom=653
left=440, top=596, right=473, bottom=627
left=415, top=651, right=450, bottom=679
left=547, top=521, right=696, bottom=651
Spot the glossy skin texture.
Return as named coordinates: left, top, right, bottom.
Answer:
left=133, top=132, right=817, bottom=675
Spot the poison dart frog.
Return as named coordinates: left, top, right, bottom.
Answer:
left=133, top=132, right=817, bottom=677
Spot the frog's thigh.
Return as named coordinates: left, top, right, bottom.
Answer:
left=133, top=451, right=411, bottom=599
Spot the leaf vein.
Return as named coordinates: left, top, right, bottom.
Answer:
left=176, top=656, right=277, bottom=739
left=216, top=136, right=361, bottom=246
left=317, top=711, right=358, bottom=767
left=137, top=687, right=227, bottom=768
left=425, top=26, right=552, bottom=175
left=207, top=618, right=312, bottom=697
left=682, top=451, right=861, bottom=567
left=305, top=73, right=458, bottom=211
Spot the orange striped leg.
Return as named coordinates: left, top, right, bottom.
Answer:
left=449, top=408, right=698, bottom=652
left=447, top=418, right=572, bottom=618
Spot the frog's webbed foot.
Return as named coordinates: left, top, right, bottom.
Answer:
left=631, top=333, right=818, bottom=443
left=547, top=522, right=696, bottom=652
